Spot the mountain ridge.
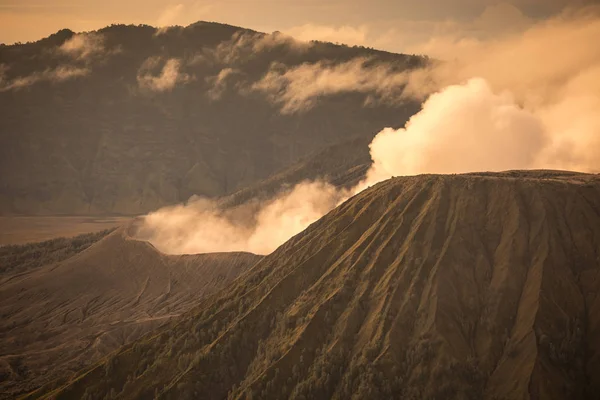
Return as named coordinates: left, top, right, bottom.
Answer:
left=0, top=21, right=424, bottom=216
left=39, top=171, right=600, bottom=399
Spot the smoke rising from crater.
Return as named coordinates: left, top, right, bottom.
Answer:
left=139, top=9, right=600, bottom=255
left=138, top=181, right=347, bottom=255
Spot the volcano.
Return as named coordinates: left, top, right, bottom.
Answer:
left=0, top=228, right=261, bottom=398
left=38, top=171, right=600, bottom=399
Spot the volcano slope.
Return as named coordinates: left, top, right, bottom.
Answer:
left=0, top=228, right=261, bottom=398
left=46, top=171, right=600, bottom=400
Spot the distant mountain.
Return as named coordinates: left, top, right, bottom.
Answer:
left=0, top=227, right=261, bottom=398
left=0, top=22, right=423, bottom=215
left=218, top=135, right=372, bottom=209
left=43, top=171, right=600, bottom=399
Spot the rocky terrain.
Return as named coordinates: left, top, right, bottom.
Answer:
left=37, top=171, right=600, bottom=400
left=0, top=227, right=261, bottom=398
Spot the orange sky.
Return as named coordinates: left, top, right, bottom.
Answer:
left=0, top=0, right=594, bottom=52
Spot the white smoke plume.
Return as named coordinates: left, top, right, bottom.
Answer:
left=59, top=33, right=106, bottom=60
left=138, top=181, right=347, bottom=255
left=192, top=31, right=311, bottom=68
left=0, top=65, right=89, bottom=91
left=137, top=57, right=191, bottom=92
left=254, top=8, right=600, bottom=113
left=252, top=58, right=413, bottom=114
left=362, top=8, right=600, bottom=179
left=192, top=31, right=313, bottom=100
left=363, top=78, right=552, bottom=185
left=1, top=32, right=118, bottom=91
left=139, top=8, right=600, bottom=255
left=206, top=68, right=241, bottom=100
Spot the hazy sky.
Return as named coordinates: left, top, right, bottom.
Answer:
left=0, top=0, right=596, bottom=52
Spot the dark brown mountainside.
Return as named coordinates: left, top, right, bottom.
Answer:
left=44, top=171, right=600, bottom=399
left=0, top=228, right=261, bottom=398
left=0, top=22, right=422, bottom=215
left=218, top=136, right=372, bottom=208
left=0, top=228, right=114, bottom=277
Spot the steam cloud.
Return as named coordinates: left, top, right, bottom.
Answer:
left=0, top=65, right=89, bottom=91
left=194, top=31, right=311, bottom=68
left=137, top=57, right=191, bottom=92
left=252, top=58, right=413, bottom=114
left=206, top=68, right=240, bottom=100
left=366, top=78, right=547, bottom=182
left=138, top=181, right=347, bottom=255
left=59, top=33, right=106, bottom=59
left=139, top=9, right=600, bottom=255
left=0, top=33, right=116, bottom=91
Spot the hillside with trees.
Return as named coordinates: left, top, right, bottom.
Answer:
left=0, top=227, right=261, bottom=398
left=42, top=171, right=600, bottom=400
left=0, top=22, right=424, bottom=215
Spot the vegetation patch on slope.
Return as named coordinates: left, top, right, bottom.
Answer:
left=0, top=229, right=114, bottom=276
left=44, top=171, right=600, bottom=400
